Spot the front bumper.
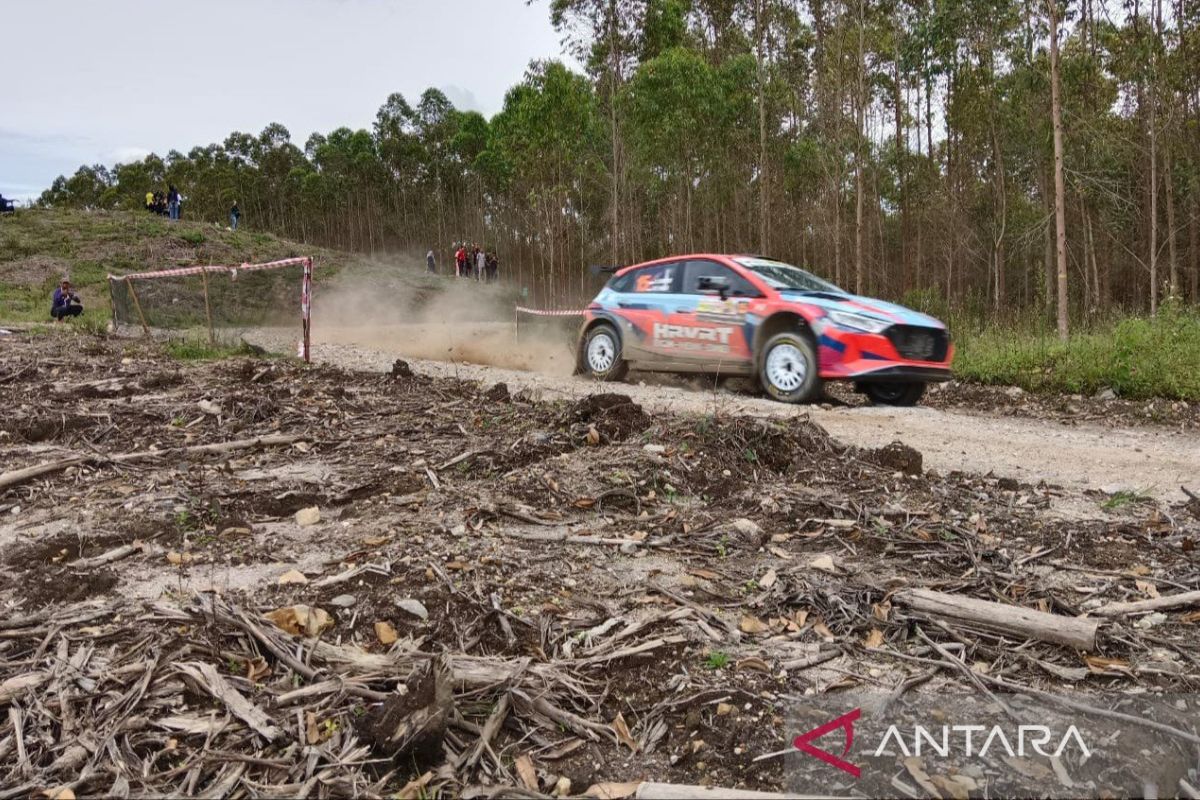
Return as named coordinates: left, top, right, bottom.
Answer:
left=817, top=325, right=954, bottom=382
left=846, top=365, right=953, bottom=383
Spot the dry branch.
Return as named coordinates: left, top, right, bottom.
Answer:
left=0, top=433, right=304, bottom=492
left=1091, top=589, right=1200, bottom=618
left=896, top=588, right=1099, bottom=651
left=174, top=662, right=283, bottom=741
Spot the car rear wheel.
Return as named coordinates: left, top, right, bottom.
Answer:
left=862, top=381, right=926, bottom=406
left=581, top=323, right=628, bottom=382
left=759, top=332, right=821, bottom=403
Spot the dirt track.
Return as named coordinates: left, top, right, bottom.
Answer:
left=4, top=330, right=1200, bottom=797
left=256, top=324, right=1200, bottom=504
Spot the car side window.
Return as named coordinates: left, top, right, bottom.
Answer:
left=681, top=260, right=759, bottom=297
left=608, top=271, right=636, bottom=293
left=625, top=262, right=679, bottom=293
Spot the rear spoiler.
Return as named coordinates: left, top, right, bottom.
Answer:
left=589, top=264, right=620, bottom=277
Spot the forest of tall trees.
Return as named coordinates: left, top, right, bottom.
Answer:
left=39, top=0, right=1200, bottom=325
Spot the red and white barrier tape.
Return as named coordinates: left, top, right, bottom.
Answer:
left=515, top=306, right=585, bottom=317
left=108, top=256, right=311, bottom=282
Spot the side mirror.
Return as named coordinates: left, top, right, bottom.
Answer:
left=697, top=275, right=730, bottom=299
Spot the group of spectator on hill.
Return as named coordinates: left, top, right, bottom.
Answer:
left=144, top=187, right=242, bottom=231
left=425, top=244, right=499, bottom=282
left=144, top=186, right=183, bottom=219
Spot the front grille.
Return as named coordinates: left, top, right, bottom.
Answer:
left=886, top=325, right=948, bottom=361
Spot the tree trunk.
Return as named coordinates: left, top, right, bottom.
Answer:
left=1149, top=100, right=1159, bottom=314
left=991, top=119, right=1007, bottom=312
left=894, top=28, right=909, bottom=285
left=1191, top=190, right=1200, bottom=303
left=854, top=0, right=866, bottom=296
left=756, top=0, right=769, bottom=254
left=1164, top=144, right=1178, bottom=298
left=1048, top=0, right=1070, bottom=339
left=608, top=0, right=621, bottom=264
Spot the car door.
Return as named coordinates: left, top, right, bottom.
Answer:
left=606, top=261, right=683, bottom=363
left=664, top=259, right=759, bottom=365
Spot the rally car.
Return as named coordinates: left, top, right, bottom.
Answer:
left=575, top=254, right=953, bottom=405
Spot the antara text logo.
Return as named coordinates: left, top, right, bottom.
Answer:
left=792, top=708, right=1092, bottom=778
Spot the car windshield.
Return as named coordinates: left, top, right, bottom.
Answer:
left=734, top=257, right=843, bottom=293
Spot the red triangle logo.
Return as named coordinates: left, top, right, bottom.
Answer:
left=792, top=708, right=861, bottom=778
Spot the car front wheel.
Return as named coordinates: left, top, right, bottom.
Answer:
left=580, top=323, right=628, bottom=382
left=759, top=332, right=821, bottom=403
left=862, top=381, right=926, bottom=406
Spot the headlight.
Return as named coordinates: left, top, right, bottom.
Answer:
left=827, top=310, right=890, bottom=334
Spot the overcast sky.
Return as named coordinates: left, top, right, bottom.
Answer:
left=1, top=0, right=571, bottom=202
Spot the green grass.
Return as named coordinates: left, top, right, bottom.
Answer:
left=164, top=338, right=266, bottom=361
left=1101, top=489, right=1152, bottom=510
left=0, top=207, right=355, bottom=325
left=704, top=651, right=731, bottom=669
left=951, top=303, right=1200, bottom=401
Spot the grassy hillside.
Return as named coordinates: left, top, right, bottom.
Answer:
left=0, top=208, right=366, bottom=327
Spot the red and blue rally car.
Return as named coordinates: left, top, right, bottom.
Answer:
left=575, top=254, right=953, bottom=405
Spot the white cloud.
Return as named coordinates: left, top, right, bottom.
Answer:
left=440, top=85, right=485, bottom=114
left=110, top=146, right=152, bottom=164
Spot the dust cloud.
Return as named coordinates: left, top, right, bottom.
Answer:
left=311, top=255, right=578, bottom=377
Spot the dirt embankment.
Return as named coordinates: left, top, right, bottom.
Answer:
left=2, top=331, right=1199, bottom=797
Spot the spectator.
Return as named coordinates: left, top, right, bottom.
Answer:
left=475, top=247, right=486, bottom=282
left=145, top=191, right=154, bottom=212
left=230, top=201, right=241, bottom=230
left=455, top=245, right=467, bottom=278
left=167, top=185, right=180, bottom=220
left=51, top=279, right=83, bottom=322
left=426, top=249, right=437, bottom=273
left=486, top=252, right=498, bottom=283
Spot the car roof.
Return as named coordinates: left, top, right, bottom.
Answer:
left=614, top=253, right=743, bottom=276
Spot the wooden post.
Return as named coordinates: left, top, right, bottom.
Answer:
left=124, top=277, right=150, bottom=337
left=301, top=257, right=313, bottom=364
left=106, top=276, right=117, bottom=332
left=200, top=267, right=215, bottom=345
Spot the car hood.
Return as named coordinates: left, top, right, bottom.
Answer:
left=778, top=291, right=946, bottom=329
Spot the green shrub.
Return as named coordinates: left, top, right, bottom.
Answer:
left=165, top=338, right=264, bottom=360
left=953, top=303, right=1200, bottom=401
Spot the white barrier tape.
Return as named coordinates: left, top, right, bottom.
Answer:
left=114, top=257, right=311, bottom=281
left=515, top=306, right=585, bottom=317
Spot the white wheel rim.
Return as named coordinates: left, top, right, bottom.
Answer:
left=765, top=343, right=807, bottom=392
left=587, top=332, right=616, bottom=373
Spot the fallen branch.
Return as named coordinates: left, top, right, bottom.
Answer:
left=174, top=661, right=283, bottom=741
left=437, top=449, right=497, bottom=471
left=895, top=588, right=1098, bottom=651
left=72, top=541, right=145, bottom=569
left=0, top=433, right=304, bottom=493
left=575, top=636, right=686, bottom=666
left=498, top=529, right=657, bottom=548
left=1091, top=589, right=1200, bottom=618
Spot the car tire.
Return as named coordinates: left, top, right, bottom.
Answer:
left=759, top=331, right=821, bottom=403
left=863, top=381, right=926, bottom=406
left=580, top=323, right=628, bottom=382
